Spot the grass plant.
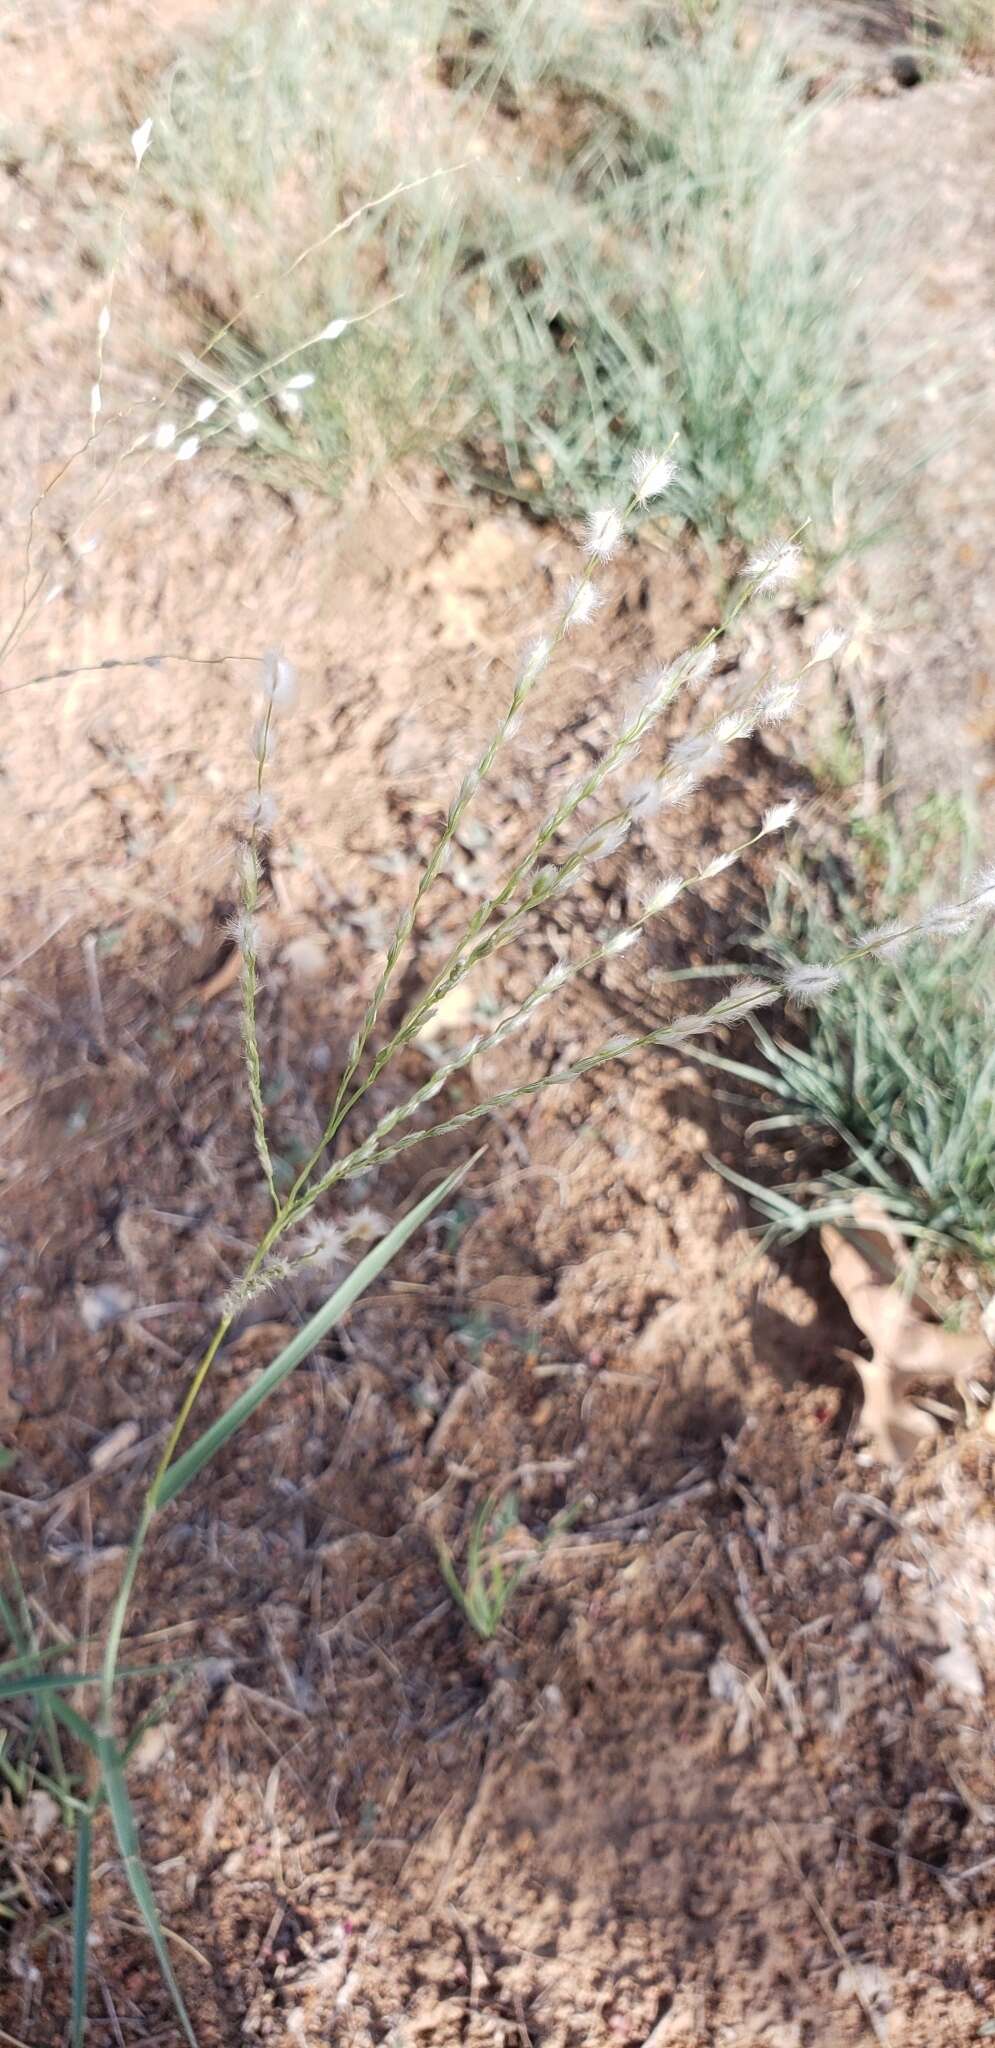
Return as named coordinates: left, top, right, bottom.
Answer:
left=0, top=62, right=987, bottom=2039
left=146, top=0, right=883, bottom=549
left=699, top=831, right=995, bottom=1265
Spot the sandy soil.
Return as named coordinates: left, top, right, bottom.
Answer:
left=2, top=8, right=995, bottom=2047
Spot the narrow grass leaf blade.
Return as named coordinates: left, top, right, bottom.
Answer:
left=159, top=1156, right=479, bottom=1506
left=0, top=1662, right=181, bottom=1702
left=97, top=1734, right=199, bottom=2048
left=70, top=1811, right=92, bottom=2048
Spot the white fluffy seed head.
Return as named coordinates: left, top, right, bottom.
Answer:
left=228, top=909, right=257, bottom=954
left=154, top=420, right=176, bottom=451
left=278, top=389, right=303, bottom=416
left=295, top=1218, right=349, bottom=1268
left=583, top=507, right=624, bottom=562
left=631, top=449, right=678, bottom=501
left=689, top=642, right=718, bottom=683
left=862, top=919, right=909, bottom=961
left=604, top=928, right=640, bottom=957
left=97, top=305, right=111, bottom=340
left=645, top=874, right=684, bottom=914
left=90, top=382, right=102, bottom=418
left=745, top=540, right=803, bottom=595
left=544, top=961, right=572, bottom=991
left=760, top=678, right=801, bottom=726
left=237, top=409, right=260, bottom=438
left=813, top=627, right=848, bottom=663
left=700, top=849, right=738, bottom=880
left=236, top=841, right=260, bottom=893
left=131, top=118, right=153, bottom=167
left=195, top=396, right=219, bottom=423
left=724, top=978, right=778, bottom=1017
left=285, top=372, right=316, bottom=392
left=672, top=733, right=724, bottom=775
left=577, top=818, right=630, bottom=864
left=243, top=790, right=278, bottom=835
left=970, top=863, right=995, bottom=910
left=318, top=316, right=352, bottom=342
left=627, top=776, right=664, bottom=822
left=785, top=963, right=842, bottom=1005
left=762, top=799, right=798, bottom=835
left=921, top=900, right=973, bottom=937
left=564, top=578, right=604, bottom=629
left=520, top=633, right=552, bottom=686
left=175, top=435, right=200, bottom=462
left=260, top=648, right=298, bottom=710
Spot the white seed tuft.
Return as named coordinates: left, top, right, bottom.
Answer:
left=784, top=963, right=842, bottom=1005
left=689, top=642, right=718, bottom=683
left=920, top=900, right=973, bottom=938
left=645, top=874, right=684, bottom=914
left=294, top=1218, right=349, bottom=1269
left=627, top=777, right=664, bottom=822
left=130, top=118, right=153, bottom=167
left=759, top=678, right=801, bottom=726
left=243, top=791, right=278, bottom=835
left=762, top=799, right=798, bottom=834
left=153, top=420, right=177, bottom=451
left=285, top=372, right=317, bottom=392
left=564, top=578, right=603, bottom=629
left=260, top=648, right=298, bottom=710
left=97, top=305, right=111, bottom=340
left=228, top=910, right=258, bottom=954
left=604, top=928, right=640, bottom=957
left=700, top=849, right=738, bottom=880
left=236, top=409, right=260, bottom=438
left=175, top=435, right=200, bottom=462
left=195, top=397, right=219, bottom=423
left=672, top=733, right=724, bottom=776
left=970, top=863, right=995, bottom=910
left=724, top=978, right=778, bottom=1017
left=631, top=449, right=679, bottom=501
left=602, top=1033, right=633, bottom=1056
left=583, top=507, right=624, bottom=562
left=317, top=317, right=352, bottom=343
left=89, top=382, right=102, bottom=418
left=813, top=627, right=848, bottom=663
left=577, top=818, right=630, bottom=864
left=858, top=919, right=905, bottom=961
left=519, top=634, right=552, bottom=685
left=745, top=540, right=803, bottom=595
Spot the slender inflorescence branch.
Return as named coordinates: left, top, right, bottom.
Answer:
left=97, top=449, right=995, bottom=1738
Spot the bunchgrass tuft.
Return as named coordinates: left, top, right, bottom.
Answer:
left=701, top=834, right=995, bottom=1266
left=145, top=0, right=885, bottom=550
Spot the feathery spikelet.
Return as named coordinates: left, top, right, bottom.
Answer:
left=745, top=540, right=803, bottom=595
left=564, top=578, right=604, bottom=629
left=762, top=799, right=798, bottom=835
left=584, top=507, right=624, bottom=562
left=631, top=449, right=679, bottom=501
left=921, top=900, right=973, bottom=937
left=260, top=649, right=298, bottom=710
left=784, top=963, right=842, bottom=1005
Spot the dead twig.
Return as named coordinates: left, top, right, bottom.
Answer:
left=726, top=1536, right=804, bottom=1741
left=768, top=1820, right=889, bottom=2046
